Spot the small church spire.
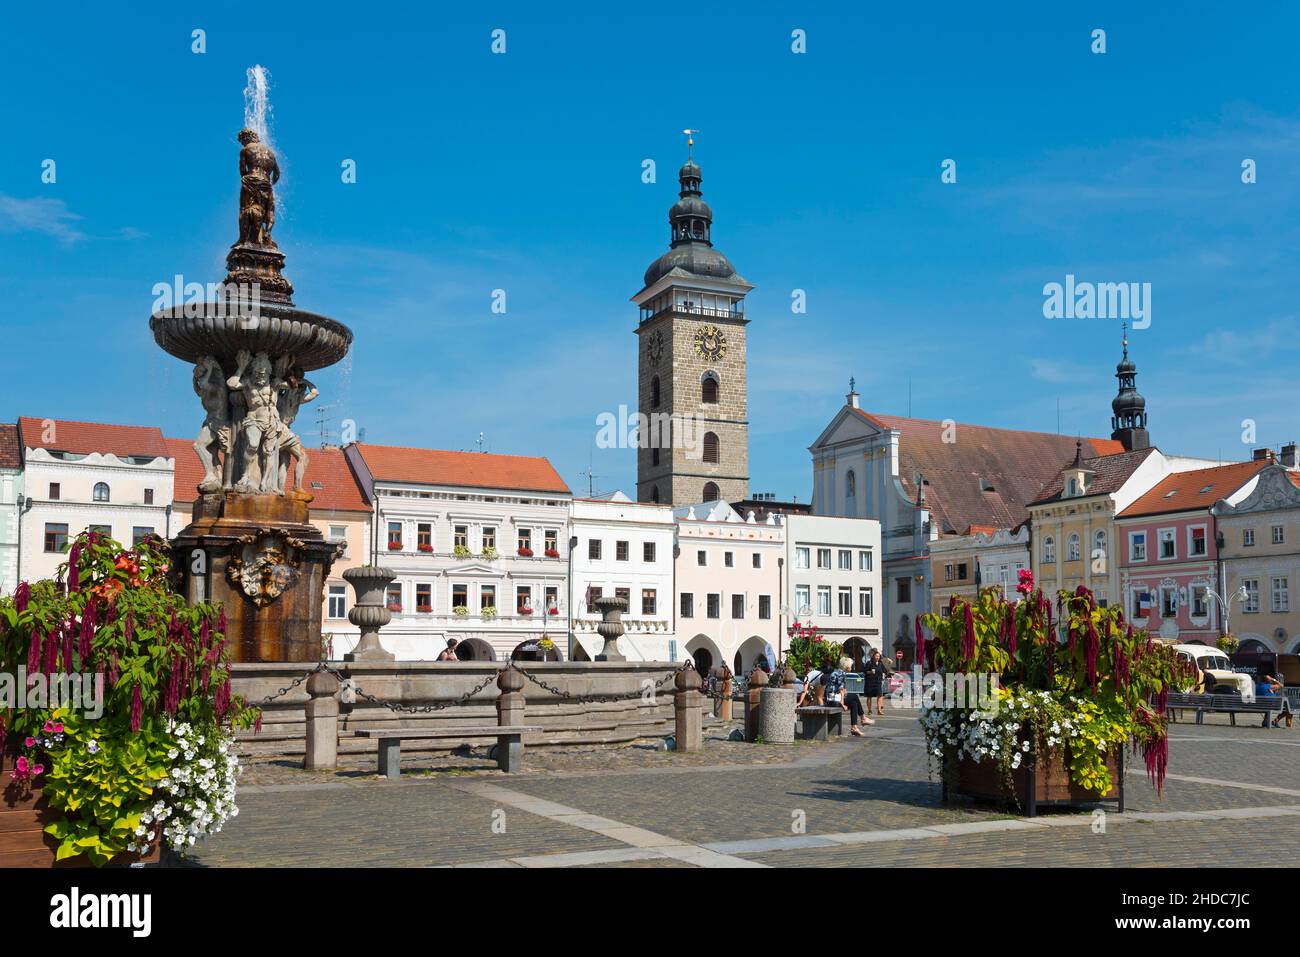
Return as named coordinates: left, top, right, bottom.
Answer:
left=1110, top=324, right=1150, bottom=451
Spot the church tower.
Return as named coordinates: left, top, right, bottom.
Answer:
left=1110, top=326, right=1150, bottom=451
left=633, top=140, right=752, bottom=505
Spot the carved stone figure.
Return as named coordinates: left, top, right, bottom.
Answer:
left=227, top=350, right=285, bottom=493
left=192, top=355, right=230, bottom=493
left=226, top=531, right=302, bottom=606
left=275, top=357, right=318, bottom=493
left=237, top=129, right=280, bottom=247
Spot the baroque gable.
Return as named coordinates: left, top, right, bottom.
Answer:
left=1213, top=465, right=1300, bottom=516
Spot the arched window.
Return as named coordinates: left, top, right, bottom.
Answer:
left=1067, top=533, right=1081, bottom=562
left=93, top=482, right=110, bottom=503
left=1093, top=529, right=1106, bottom=558
left=703, top=481, right=720, bottom=502
left=701, top=373, right=719, bottom=405
left=650, top=486, right=660, bottom=504
left=650, top=376, right=661, bottom=409
left=1043, top=536, right=1056, bottom=563
left=845, top=469, right=857, bottom=517
left=703, top=432, right=720, bottom=464
left=651, top=447, right=660, bottom=467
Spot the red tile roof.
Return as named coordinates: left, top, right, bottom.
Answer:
left=1030, top=447, right=1158, bottom=505
left=167, top=438, right=371, bottom=512
left=19, top=417, right=169, bottom=460
left=0, top=424, right=20, bottom=470
left=1119, top=459, right=1268, bottom=518
left=851, top=410, right=1124, bottom=534
left=355, top=444, right=571, bottom=495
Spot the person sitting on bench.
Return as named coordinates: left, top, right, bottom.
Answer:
left=1258, top=673, right=1293, bottom=728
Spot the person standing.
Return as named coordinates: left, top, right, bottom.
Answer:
left=863, top=649, right=887, bottom=716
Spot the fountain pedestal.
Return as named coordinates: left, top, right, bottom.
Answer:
left=172, top=490, right=341, bottom=663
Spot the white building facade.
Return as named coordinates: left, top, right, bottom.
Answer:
left=569, top=493, right=678, bottom=662
left=17, top=418, right=176, bottom=586
left=784, top=513, right=883, bottom=668
left=344, top=444, right=573, bottom=662
left=674, top=501, right=784, bottom=676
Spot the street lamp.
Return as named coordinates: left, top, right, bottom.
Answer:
left=1206, top=585, right=1249, bottom=639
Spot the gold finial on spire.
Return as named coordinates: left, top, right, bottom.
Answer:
left=682, top=128, right=700, bottom=160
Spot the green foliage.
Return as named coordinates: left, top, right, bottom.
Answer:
left=1, top=531, right=259, bottom=865
left=785, top=625, right=842, bottom=677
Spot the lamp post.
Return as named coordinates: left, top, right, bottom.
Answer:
left=567, top=534, right=577, bottom=661
left=1206, top=585, right=1249, bottom=641
left=14, top=493, right=32, bottom=587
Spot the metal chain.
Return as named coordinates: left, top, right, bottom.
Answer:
left=258, top=662, right=329, bottom=705
left=512, top=659, right=692, bottom=704
left=346, top=670, right=499, bottom=714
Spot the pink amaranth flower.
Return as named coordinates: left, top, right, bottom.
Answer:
left=130, top=684, right=143, bottom=731
left=27, top=627, right=41, bottom=674
left=1006, top=605, right=1017, bottom=658
left=962, top=605, right=976, bottom=661
left=914, top=616, right=925, bottom=671
left=14, top=581, right=30, bottom=614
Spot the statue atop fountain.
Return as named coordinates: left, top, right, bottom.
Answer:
left=150, top=87, right=353, bottom=663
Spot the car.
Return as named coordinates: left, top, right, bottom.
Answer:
left=1172, top=644, right=1253, bottom=696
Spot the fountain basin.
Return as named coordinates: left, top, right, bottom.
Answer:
left=150, top=300, right=353, bottom=372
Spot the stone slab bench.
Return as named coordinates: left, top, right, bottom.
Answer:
left=1167, top=692, right=1284, bottom=728
left=796, top=706, right=844, bottom=741
left=355, top=726, right=543, bottom=776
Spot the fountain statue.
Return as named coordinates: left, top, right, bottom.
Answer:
left=149, top=72, right=354, bottom=662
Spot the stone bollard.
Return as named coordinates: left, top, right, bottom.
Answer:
left=303, top=668, right=341, bottom=770
left=744, top=667, right=769, bottom=742
left=674, top=667, right=703, bottom=752
left=717, top=664, right=733, bottom=720
left=758, top=686, right=797, bottom=744
left=496, top=664, right=527, bottom=772
left=781, top=661, right=798, bottom=691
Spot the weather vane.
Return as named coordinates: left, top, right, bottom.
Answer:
left=682, top=128, right=700, bottom=160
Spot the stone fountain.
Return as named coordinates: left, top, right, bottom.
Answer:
left=150, top=79, right=353, bottom=662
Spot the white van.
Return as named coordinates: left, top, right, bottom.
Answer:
left=1172, top=644, right=1253, bottom=696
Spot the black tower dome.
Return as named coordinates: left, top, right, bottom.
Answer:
left=643, top=154, right=740, bottom=287
left=1110, top=326, right=1150, bottom=451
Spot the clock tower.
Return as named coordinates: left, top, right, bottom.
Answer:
left=633, top=145, right=752, bottom=505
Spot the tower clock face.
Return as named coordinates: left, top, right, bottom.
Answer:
left=645, top=330, right=664, bottom=364
left=694, top=324, right=726, bottom=362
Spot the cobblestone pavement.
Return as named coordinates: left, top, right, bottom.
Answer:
left=189, top=713, right=1300, bottom=868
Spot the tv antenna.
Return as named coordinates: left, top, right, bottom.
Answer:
left=313, top=404, right=337, bottom=449
left=476, top=431, right=486, bottom=454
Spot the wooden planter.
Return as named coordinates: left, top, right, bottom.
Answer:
left=942, top=745, right=1125, bottom=817
left=1, top=748, right=162, bottom=868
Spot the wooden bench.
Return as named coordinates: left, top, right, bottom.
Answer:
left=355, top=726, right=544, bottom=777
left=1167, top=692, right=1284, bottom=728
left=796, top=706, right=844, bottom=741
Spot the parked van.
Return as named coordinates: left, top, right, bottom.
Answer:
left=1172, top=644, right=1252, bottom=696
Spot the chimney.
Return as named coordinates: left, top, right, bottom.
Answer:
left=1282, top=443, right=1298, bottom=468
left=1253, top=447, right=1272, bottom=462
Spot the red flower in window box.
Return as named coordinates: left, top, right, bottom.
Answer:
left=517, top=547, right=534, bottom=558
left=387, top=541, right=402, bottom=551
left=417, top=542, right=433, bottom=553
left=544, top=547, right=560, bottom=558
left=386, top=602, right=402, bottom=612
left=547, top=606, right=559, bottom=616
left=517, top=606, right=534, bottom=616
left=416, top=604, right=432, bottom=614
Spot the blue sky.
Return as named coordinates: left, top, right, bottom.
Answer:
left=3, top=1, right=1299, bottom=498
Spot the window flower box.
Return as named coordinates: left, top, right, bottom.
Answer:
left=452, top=545, right=471, bottom=560
left=416, top=604, right=433, bottom=614
left=546, top=606, right=559, bottom=617
left=517, top=547, right=534, bottom=558
left=544, top=548, right=560, bottom=559
left=480, top=547, right=499, bottom=562
left=386, top=602, right=402, bottom=613
left=387, top=541, right=402, bottom=551
left=417, top=543, right=433, bottom=554
left=518, top=606, right=533, bottom=616
left=480, top=605, right=498, bottom=620
left=452, top=605, right=469, bottom=619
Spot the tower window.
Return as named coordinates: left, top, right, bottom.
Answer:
left=651, top=376, right=661, bottom=409
left=701, top=374, right=719, bottom=405
left=703, top=482, right=720, bottom=502
left=703, top=432, right=720, bottom=464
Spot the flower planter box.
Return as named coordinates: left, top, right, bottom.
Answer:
left=1, top=751, right=160, bottom=868
left=944, top=746, right=1124, bottom=817
left=417, top=544, right=433, bottom=553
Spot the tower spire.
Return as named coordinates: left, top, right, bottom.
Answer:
left=1110, top=325, right=1149, bottom=451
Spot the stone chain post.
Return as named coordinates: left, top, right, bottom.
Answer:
left=303, top=669, right=341, bottom=770
left=674, top=667, right=703, bottom=752
left=496, top=664, right=526, bottom=773
left=745, top=666, right=769, bottom=742
left=717, top=663, right=733, bottom=720
left=781, top=662, right=798, bottom=690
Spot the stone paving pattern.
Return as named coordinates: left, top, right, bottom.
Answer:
left=189, top=712, right=1300, bottom=867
